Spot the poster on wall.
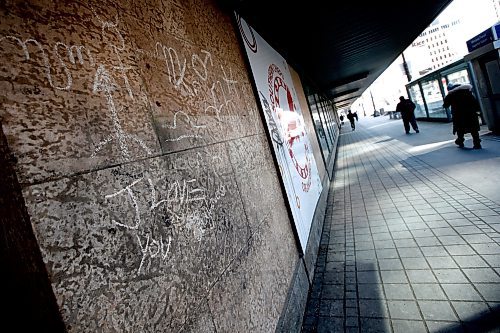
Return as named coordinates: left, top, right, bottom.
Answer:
left=236, top=14, right=323, bottom=252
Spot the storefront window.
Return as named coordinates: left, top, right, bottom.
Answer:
left=314, top=94, right=333, bottom=150
left=445, top=69, right=470, bottom=94
left=319, top=98, right=337, bottom=145
left=408, top=84, right=427, bottom=118
left=421, top=79, right=447, bottom=118
left=307, top=93, right=330, bottom=160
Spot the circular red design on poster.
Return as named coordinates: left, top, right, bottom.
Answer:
left=268, top=64, right=312, bottom=192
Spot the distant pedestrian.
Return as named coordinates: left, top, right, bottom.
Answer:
left=396, top=96, right=419, bottom=134
left=340, top=114, right=344, bottom=125
left=443, top=83, right=481, bottom=149
left=346, top=110, right=356, bottom=130
left=353, top=111, right=358, bottom=121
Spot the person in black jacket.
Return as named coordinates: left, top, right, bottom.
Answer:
left=443, top=83, right=481, bottom=149
left=346, top=110, right=356, bottom=130
left=396, top=96, right=419, bottom=134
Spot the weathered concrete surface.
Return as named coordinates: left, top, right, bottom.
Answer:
left=0, top=0, right=301, bottom=331
left=0, top=122, right=66, bottom=332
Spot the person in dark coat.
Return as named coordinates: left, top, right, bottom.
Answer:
left=346, top=110, right=356, bottom=130
left=443, top=83, right=481, bottom=149
left=396, top=96, right=419, bottom=134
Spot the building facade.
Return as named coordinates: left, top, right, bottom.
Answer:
left=0, top=1, right=339, bottom=332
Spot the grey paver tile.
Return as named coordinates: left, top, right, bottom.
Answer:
left=415, top=236, right=441, bottom=247
left=406, top=222, right=428, bottom=230
left=453, top=255, right=489, bottom=268
left=412, top=284, right=447, bottom=300
left=470, top=243, right=500, bottom=255
left=372, top=233, right=393, bottom=241
left=425, top=320, right=464, bottom=333
left=316, top=316, right=344, bottom=332
left=387, top=224, right=409, bottom=232
left=378, top=258, right=403, bottom=270
left=404, top=216, right=424, bottom=224
left=394, top=239, right=419, bottom=248
left=418, top=300, right=458, bottom=321
left=373, top=240, right=395, bottom=249
left=451, top=301, right=490, bottom=322
left=387, top=300, right=422, bottom=320
left=401, top=257, right=430, bottom=270
left=439, top=235, right=467, bottom=245
left=375, top=248, right=399, bottom=259
left=359, top=299, right=389, bottom=318
left=355, top=234, right=373, bottom=242
left=358, top=284, right=384, bottom=299
left=346, top=306, right=359, bottom=317
left=444, top=244, right=475, bottom=256
left=421, top=246, right=448, bottom=257
left=380, top=270, right=408, bottom=284
left=356, top=250, right=377, bottom=260
left=322, top=284, right=344, bottom=299
left=426, top=256, right=458, bottom=269
left=422, top=214, right=444, bottom=222
left=461, top=233, right=492, bottom=244
left=323, top=271, right=344, bottom=284
left=359, top=318, right=391, bottom=333
left=432, top=227, right=459, bottom=236
left=482, top=254, right=500, bottom=267
left=441, top=284, right=483, bottom=301
left=406, top=270, right=437, bottom=283
left=390, top=231, right=413, bottom=239
left=357, top=271, right=381, bottom=284
left=397, top=247, right=423, bottom=258
left=462, top=268, right=500, bottom=283
left=356, top=241, right=375, bottom=250
left=454, top=225, right=483, bottom=234
left=383, top=283, right=414, bottom=300
left=448, top=219, right=474, bottom=227
left=391, top=320, right=427, bottom=333
left=411, top=229, right=434, bottom=238
left=474, top=283, right=500, bottom=302
left=434, top=269, right=469, bottom=283
left=371, top=226, right=390, bottom=234
left=319, top=299, right=344, bottom=316
left=425, top=220, right=450, bottom=228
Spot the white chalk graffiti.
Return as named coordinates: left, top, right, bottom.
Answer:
left=1, top=8, right=253, bottom=276
left=137, top=233, right=172, bottom=274
left=163, top=110, right=206, bottom=142
left=92, top=64, right=152, bottom=160
left=104, top=174, right=226, bottom=274
left=0, top=36, right=72, bottom=90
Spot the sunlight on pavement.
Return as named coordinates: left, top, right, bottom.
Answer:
left=408, top=139, right=456, bottom=154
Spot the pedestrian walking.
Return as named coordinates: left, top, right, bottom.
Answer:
left=443, top=83, right=482, bottom=149
left=346, top=110, right=356, bottom=130
left=396, top=96, right=419, bottom=134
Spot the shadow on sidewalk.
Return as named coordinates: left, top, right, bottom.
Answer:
left=301, top=262, right=390, bottom=332
left=434, top=304, right=500, bottom=333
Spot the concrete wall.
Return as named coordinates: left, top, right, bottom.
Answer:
left=0, top=0, right=305, bottom=331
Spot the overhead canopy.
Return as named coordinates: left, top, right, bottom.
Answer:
left=223, top=0, right=453, bottom=110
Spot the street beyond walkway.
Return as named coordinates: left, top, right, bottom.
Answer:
left=302, top=115, right=500, bottom=333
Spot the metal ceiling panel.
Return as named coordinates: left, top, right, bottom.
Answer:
left=222, top=0, right=453, bottom=109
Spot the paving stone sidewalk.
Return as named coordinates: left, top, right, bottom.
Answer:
left=302, top=123, right=500, bottom=333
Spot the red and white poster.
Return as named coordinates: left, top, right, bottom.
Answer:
left=236, top=14, right=323, bottom=251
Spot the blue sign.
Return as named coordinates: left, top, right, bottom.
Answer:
left=494, top=22, right=500, bottom=40
left=466, top=27, right=494, bottom=52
